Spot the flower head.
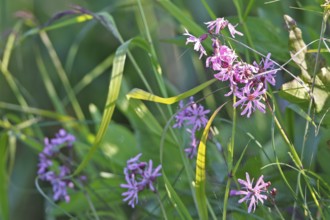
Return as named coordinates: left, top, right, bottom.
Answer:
left=37, top=129, right=85, bottom=203
left=183, top=29, right=207, bottom=59
left=173, top=97, right=210, bottom=158
left=228, top=23, right=243, bottom=38
left=233, top=83, right=266, bottom=118
left=121, top=154, right=162, bottom=208
left=205, top=17, right=229, bottom=34
left=205, top=17, right=243, bottom=38
left=253, top=53, right=278, bottom=88
left=230, top=172, right=271, bottom=213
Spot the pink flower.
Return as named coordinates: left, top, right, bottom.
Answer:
left=205, top=17, right=243, bottom=38
left=205, top=17, right=229, bottom=34
left=253, top=53, right=277, bottom=88
left=233, top=83, right=266, bottom=118
left=183, top=29, right=207, bottom=59
left=228, top=23, right=243, bottom=38
left=230, top=172, right=271, bottom=213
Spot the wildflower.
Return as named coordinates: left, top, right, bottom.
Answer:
left=233, top=83, right=266, bottom=118
left=37, top=129, right=85, bottom=203
left=173, top=100, right=190, bottom=129
left=173, top=97, right=210, bottom=158
left=205, top=17, right=229, bottom=34
left=230, top=172, right=271, bottom=213
left=205, top=17, right=243, bottom=38
left=141, top=160, right=162, bottom=192
left=121, top=174, right=140, bottom=208
left=183, top=29, right=207, bottom=59
left=184, top=130, right=199, bottom=159
left=253, top=53, right=278, bottom=88
left=207, top=44, right=237, bottom=72
left=184, top=102, right=210, bottom=131
left=228, top=23, right=243, bottom=38
left=121, top=154, right=162, bottom=208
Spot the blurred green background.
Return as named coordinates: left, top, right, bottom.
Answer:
left=0, top=0, right=328, bottom=219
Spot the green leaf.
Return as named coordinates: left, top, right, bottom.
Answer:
left=21, top=14, right=93, bottom=41
left=195, top=105, right=222, bottom=220
left=74, top=37, right=145, bottom=175
left=126, top=78, right=217, bottom=104
left=163, top=174, right=193, bottom=220
left=281, top=15, right=330, bottom=115
left=0, top=134, right=9, bottom=220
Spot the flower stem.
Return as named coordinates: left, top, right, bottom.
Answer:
left=222, top=95, right=237, bottom=220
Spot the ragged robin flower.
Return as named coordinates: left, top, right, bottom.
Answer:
left=230, top=172, right=271, bottom=213
left=121, top=154, right=162, bottom=208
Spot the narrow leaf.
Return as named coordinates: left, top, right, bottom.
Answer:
left=195, top=105, right=222, bottom=220
left=163, top=173, right=193, bottom=220
left=0, top=134, right=9, bottom=220
left=127, top=78, right=217, bottom=104
left=74, top=37, right=143, bottom=175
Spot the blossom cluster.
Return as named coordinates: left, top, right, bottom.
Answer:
left=120, top=153, right=162, bottom=208
left=38, top=129, right=84, bottom=203
left=230, top=172, right=271, bottom=213
left=173, top=97, right=210, bottom=158
left=184, top=17, right=278, bottom=117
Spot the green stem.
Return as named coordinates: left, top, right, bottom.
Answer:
left=222, top=95, right=237, bottom=220
left=136, top=0, right=168, bottom=98
left=156, top=191, right=168, bottom=220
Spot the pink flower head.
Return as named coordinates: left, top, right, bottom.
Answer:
left=233, top=82, right=266, bottom=118
left=183, top=29, right=207, bottom=59
left=205, top=17, right=229, bottom=34
left=205, top=17, right=243, bottom=38
left=230, top=172, right=271, bottom=213
left=253, top=53, right=277, bottom=88
left=207, top=44, right=238, bottom=82
left=228, top=23, right=243, bottom=38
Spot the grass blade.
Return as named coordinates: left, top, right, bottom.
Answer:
left=73, top=37, right=145, bottom=175
left=0, top=134, right=9, bottom=220
left=195, top=104, right=224, bottom=220
left=163, top=173, right=193, bottom=220
left=127, top=78, right=217, bottom=104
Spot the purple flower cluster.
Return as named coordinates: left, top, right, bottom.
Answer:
left=184, top=18, right=278, bottom=117
left=120, top=153, right=162, bottom=208
left=173, top=97, right=210, bottom=158
left=38, top=129, right=82, bottom=203
left=230, top=172, right=271, bottom=213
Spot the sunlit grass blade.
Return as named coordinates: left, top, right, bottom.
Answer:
left=73, top=37, right=145, bottom=175
left=127, top=78, right=217, bottom=104
left=195, top=104, right=224, bottom=220
left=163, top=173, right=192, bottom=220
left=0, top=134, right=9, bottom=220
left=0, top=22, right=28, bottom=107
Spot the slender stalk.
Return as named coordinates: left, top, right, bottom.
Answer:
left=156, top=191, right=168, bottom=220
left=222, top=95, right=237, bottom=220
left=136, top=0, right=168, bottom=98
left=83, top=189, right=100, bottom=220
left=293, top=10, right=329, bottom=219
